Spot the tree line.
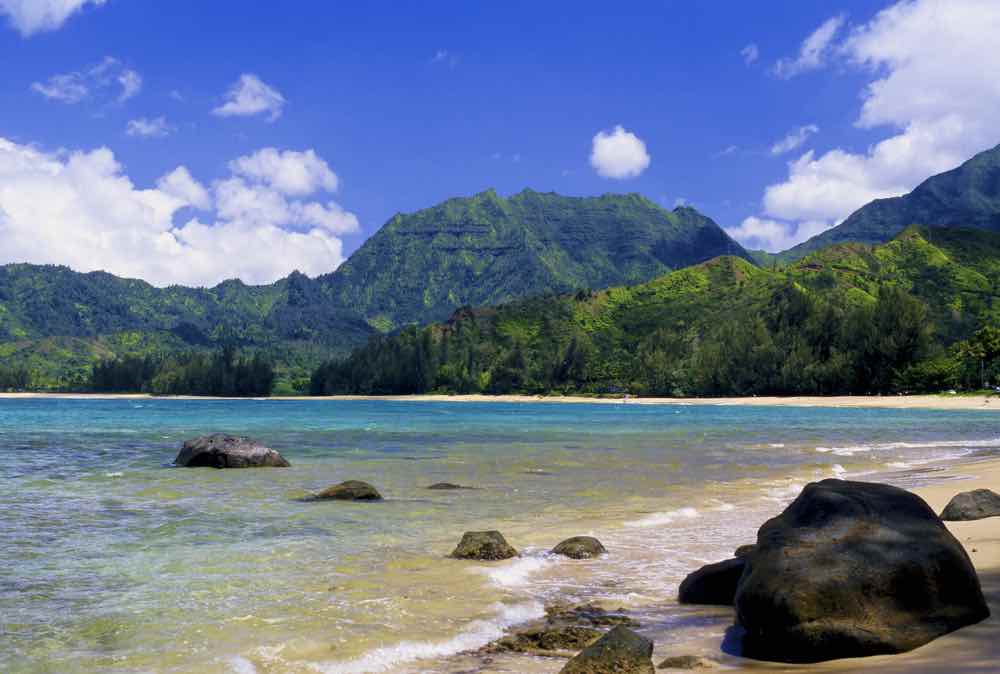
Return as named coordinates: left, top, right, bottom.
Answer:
left=90, top=346, right=275, bottom=396
left=310, top=284, right=1000, bottom=397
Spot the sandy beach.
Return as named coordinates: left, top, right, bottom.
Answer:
left=2, top=391, right=1000, bottom=411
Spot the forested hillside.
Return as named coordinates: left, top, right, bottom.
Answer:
left=312, top=227, right=1000, bottom=397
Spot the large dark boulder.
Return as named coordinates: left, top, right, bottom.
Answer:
left=677, top=558, right=745, bottom=606
left=313, top=480, right=382, bottom=501
left=175, top=434, right=290, bottom=468
left=450, top=530, right=517, bottom=560
left=736, top=479, right=989, bottom=663
left=940, top=488, right=1000, bottom=521
left=560, top=625, right=655, bottom=674
left=552, top=536, right=607, bottom=559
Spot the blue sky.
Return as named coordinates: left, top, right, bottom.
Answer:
left=1, top=0, right=998, bottom=286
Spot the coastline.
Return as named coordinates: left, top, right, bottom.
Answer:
left=2, top=391, right=1000, bottom=410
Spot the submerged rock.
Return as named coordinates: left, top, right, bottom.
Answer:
left=736, top=479, right=989, bottom=663
left=657, top=655, right=715, bottom=669
left=426, top=482, right=472, bottom=490
left=545, top=603, right=639, bottom=628
left=677, top=558, right=745, bottom=606
left=552, top=536, right=607, bottom=559
left=560, top=625, right=655, bottom=674
left=450, top=530, right=517, bottom=560
left=174, top=434, right=290, bottom=468
left=313, top=480, right=382, bottom=501
left=487, top=624, right=602, bottom=655
left=940, top=488, right=1000, bottom=521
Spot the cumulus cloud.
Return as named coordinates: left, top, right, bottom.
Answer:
left=741, top=43, right=760, bottom=65
left=0, top=137, right=359, bottom=286
left=32, top=57, right=140, bottom=105
left=590, top=125, right=650, bottom=179
left=126, top=116, right=173, bottom=138
left=212, top=74, right=285, bottom=121
left=773, top=14, right=845, bottom=78
left=229, top=148, right=337, bottom=195
left=770, top=124, right=819, bottom=156
left=728, top=216, right=831, bottom=252
left=731, top=0, right=1000, bottom=252
left=0, top=0, right=105, bottom=36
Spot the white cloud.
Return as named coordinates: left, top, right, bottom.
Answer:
left=229, top=148, right=337, bottom=195
left=714, top=144, right=739, bottom=159
left=0, top=0, right=105, bottom=36
left=117, top=69, right=142, bottom=102
left=212, top=74, right=285, bottom=121
left=770, top=124, right=819, bottom=156
left=773, top=14, right=845, bottom=78
left=741, top=43, right=760, bottom=65
left=727, top=216, right=831, bottom=252
left=590, top=125, right=650, bottom=179
left=157, top=166, right=210, bottom=210
left=734, top=0, right=1000, bottom=252
left=32, top=57, right=140, bottom=105
left=430, top=49, right=459, bottom=67
left=0, top=137, right=359, bottom=286
left=126, top=116, right=173, bottom=138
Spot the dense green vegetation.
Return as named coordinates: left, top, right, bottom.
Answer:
left=90, top=346, right=275, bottom=396
left=312, top=227, right=1000, bottom=397
left=780, top=143, right=1000, bottom=261
left=0, top=192, right=743, bottom=390
left=320, top=189, right=749, bottom=331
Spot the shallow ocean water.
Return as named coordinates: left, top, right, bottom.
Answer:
left=1, top=398, right=997, bottom=673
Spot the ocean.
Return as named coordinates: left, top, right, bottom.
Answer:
left=1, top=398, right=997, bottom=673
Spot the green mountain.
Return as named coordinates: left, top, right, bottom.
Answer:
left=312, top=226, right=1000, bottom=396
left=0, top=190, right=745, bottom=390
left=780, top=143, right=1000, bottom=261
left=318, top=189, right=750, bottom=331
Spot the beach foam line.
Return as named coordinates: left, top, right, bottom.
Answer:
left=312, top=601, right=545, bottom=674
left=480, top=550, right=558, bottom=588
left=623, top=506, right=699, bottom=528
left=815, top=437, right=1000, bottom=456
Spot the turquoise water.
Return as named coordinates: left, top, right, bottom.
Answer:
left=1, top=399, right=997, bottom=673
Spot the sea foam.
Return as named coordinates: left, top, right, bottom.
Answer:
left=313, top=601, right=545, bottom=674
left=623, top=506, right=699, bottom=528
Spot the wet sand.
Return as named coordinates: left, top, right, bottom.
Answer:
left=440, top=458, right=1000, bottom=674
left=2, top=391, right=1000, bottom=411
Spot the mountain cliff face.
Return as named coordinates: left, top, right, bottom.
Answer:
left=781, top=143, right=1000, bottom=260
left=320, top=189, right=750, bottom=330
left=0, top=190, right=744, bottom=388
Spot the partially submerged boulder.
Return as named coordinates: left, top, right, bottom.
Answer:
left=677, top=558, right=745, bottom=606
left=552, top=536, right=607, bottom=559
left=175, top=434, right=289, bottom=468
left=487, top=624, right=601, bottom=656
left=736, top=479, right=989, bottom=663
left=560, top=625, right=654, bottom=674
left=657, top=655, right=715, bottom=669
left=546, top=603, right=639, bottom=628
left=313, top=480, right=382, bottom=501
left=450, top=530, right=517, bottom=560
left=940, top=488, right=1000, bottom=521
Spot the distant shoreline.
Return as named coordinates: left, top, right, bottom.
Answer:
left=1, top=391, right=999, bottom=410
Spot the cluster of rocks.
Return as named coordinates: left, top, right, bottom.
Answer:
left=174, top=435, right=994, bottom=670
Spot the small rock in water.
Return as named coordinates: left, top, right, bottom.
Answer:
left=313, top=480, right=382, bottom=501
left=426, top=482, right=471, bottom=490
left=175, top=434, right=290, bottom=468
left=560, top=625, right=655, bottom=674
left=546, top=603, right=639, bottom=628
left=657, top=654, right=715, bottom=669
left=486, top=625, right=602, bottom=655
left=677, top=558, right=745, bottom=605
left=450, top=530, right=517, bottom=560
left=940, top=488, right=1000, bottom=521
left=552, top=536, right=607, bottom=559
